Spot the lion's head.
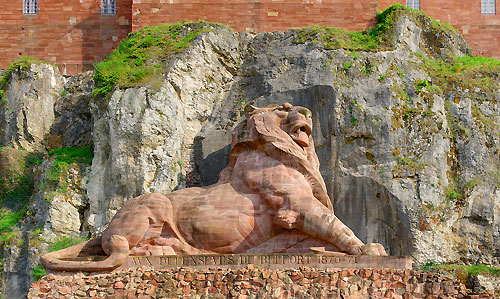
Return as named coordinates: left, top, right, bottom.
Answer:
left=221, top=103, right=333, bottom=211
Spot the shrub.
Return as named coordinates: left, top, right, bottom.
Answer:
left=31, top=265, right=46, bottom=282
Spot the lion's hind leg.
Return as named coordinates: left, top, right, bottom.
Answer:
left=41, top=235, right=130, bottom=272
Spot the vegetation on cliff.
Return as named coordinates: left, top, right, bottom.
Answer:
left=0, top=56, right=49, bottom=87
left=0, top=148, right=42, bottom=246
left=422, top=55, right=500, bottom=97
left=0, top=146, right=92, bottom=243
left=93, top=21, right=222, bottom=97
left=0, top=56, right=51, bottom=105
left=44, top=145, right=93, bottom=192
left=293, top=4, right=456, bottom=51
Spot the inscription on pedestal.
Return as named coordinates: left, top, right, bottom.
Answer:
left=117, top=254, right=412, bottom=271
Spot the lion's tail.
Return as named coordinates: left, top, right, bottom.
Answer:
left=40, top=235, right=129, bottom=272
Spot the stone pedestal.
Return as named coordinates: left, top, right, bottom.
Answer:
left=30, top=262, right=495, bottom=299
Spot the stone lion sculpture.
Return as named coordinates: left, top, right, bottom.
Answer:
left=41, top=103, right=386, bottom=272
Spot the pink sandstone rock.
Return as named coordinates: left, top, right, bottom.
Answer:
left=40, top=103, right=386, bottom=272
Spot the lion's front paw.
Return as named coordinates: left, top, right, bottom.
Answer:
left=109, top=235, right=130, bottom=254
left=360, top=243, right=388, bottom=256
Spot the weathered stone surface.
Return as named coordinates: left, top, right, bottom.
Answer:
left=394, top=15, right=470, bottom=59
left=47, top=71, right=94, bottom=149
left=196, top=20, right=498, bottom=265
left=0, top=63, right=64, bottom=151
left=27, top=159, right=90, bottom=240
left=0, top=147, right=35, bottom=299
left=468, top=274, right=500, bottom=296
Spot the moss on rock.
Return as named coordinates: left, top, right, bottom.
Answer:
left=93, top=21, right=225, bottom=97
left=292, top=4, right=462, bottom=53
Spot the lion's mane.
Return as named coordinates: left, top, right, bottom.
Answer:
left=218, top=104, right=333, bottom=211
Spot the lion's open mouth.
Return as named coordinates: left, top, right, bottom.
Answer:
left=290, top=124, right=311, bottom=148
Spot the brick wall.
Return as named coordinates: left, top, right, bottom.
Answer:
left=0, top=0, right=131, bottom=75
left=379, top=0, right=500, bottom=58
left=1, top=0, right=499, bottom=75
left=131, top=0, right=379, bottom=33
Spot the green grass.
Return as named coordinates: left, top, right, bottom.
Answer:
left=0, top=209, right=25, bottom=245
left=0, top=209, right=25, bottom=233
left=418, top=261, right=500, bottom=276
left=293, top=4, right=457, bottom=52
left=422, top=55, right=500, bottom=97
left=93, top=21, right=217, bottom=97
left=31, top=265, right=46, bottom=282
left=343, top=61, right=352, bottom=71
left=48, top=145, right=94, bottom=165
left=49, top=236, right=85, bottom=252
left=294, top=26, right=382, bottom=51
left=0, top=172, right=33, bottom=206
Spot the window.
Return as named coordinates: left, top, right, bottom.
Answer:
left=23, top=0, right=37, bottom=15
left=406, top=0, right=420, bottom=10
left=101, top=0, right=116, bottom=15
left=482, top=0, right=496, bottom=14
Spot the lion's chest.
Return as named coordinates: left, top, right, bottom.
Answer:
left=174, top=183, right=279, bottom=253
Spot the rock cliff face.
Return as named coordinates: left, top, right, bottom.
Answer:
left=0, top=7, right=499, bottom=297
left=0, top=63, right=64, bottom=152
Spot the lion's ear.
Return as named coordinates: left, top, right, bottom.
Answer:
left=244, top=104, right=258, bottom=116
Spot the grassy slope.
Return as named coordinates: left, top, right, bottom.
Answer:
left=93, top=21, right=223, bottom=97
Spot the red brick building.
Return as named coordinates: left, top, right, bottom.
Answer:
left=0, top=0, right=498, bottom=75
